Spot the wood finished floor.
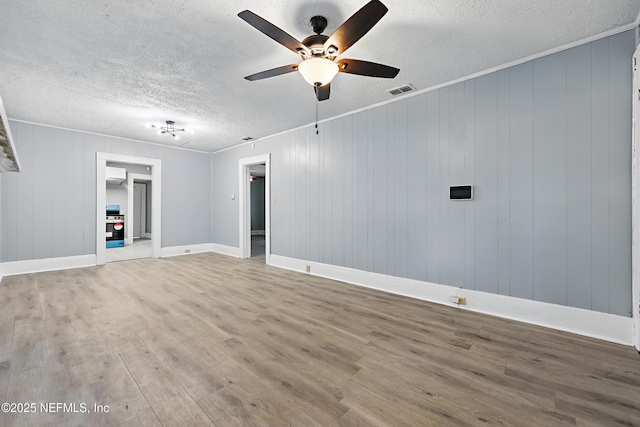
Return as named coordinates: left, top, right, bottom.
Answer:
left=0, top=252, right=638, bottom=426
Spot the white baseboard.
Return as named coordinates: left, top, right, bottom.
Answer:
left=160, top=243, right=212, bottom=258
left=269, top=255, right=633, bottom=346
left=144, top=233, right=152, bottom=239
left=251, top=230, right=265, bottom=236
left=210, top=243, right=241, bottom=258
left=1, top=254, right=97, bottom=277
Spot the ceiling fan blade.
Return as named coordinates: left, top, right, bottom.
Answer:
left=323, top=0, right=388, bottom=56
left=238, top=10, right=310, bottom=56
left=315, top=83, right=330, bottom=101
left=244, top=64, right=298, bottom=81
left=337, top=59, right=399, bottom=78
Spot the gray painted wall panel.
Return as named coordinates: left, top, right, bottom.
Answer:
left=33, top=124, right=54, bottom=260
left=591, top=37, right=612, bottom=313
left=394, top=100, right=409, bottom=278
left=16, top=122, right=34, bottom=261
left=449, top=83, right=466, bottom=288
left=439, top=88, right=451, bottom=286
left=608, top=31, right=634, bottom=316
left=282, top=132, right=292, bottom=258
left=322, top=123, right=333, bottom=264
left=309, top=129, right=321, bottom=263
left=373, top=106, right=388, bottom=274
left=508, top=63, right=535, bottom=300
left=425, top=91, right=441, bottom=284
left=475, top=74, right=499, bottom=294
left=385, top=105, right=396, bottom=276
left=332, top=118, right=346, bottom=268
left=343, top=116, right=354, bottom=269
left=566, top=43, right=594, bottom=310
left=496, top=69, right=511, bottom=296
left=407, top=96, right=428, bottom=282
left=364, top=110, right=376, bottom=273
left=463, top=80, right=476, bottom=291
left=355, top=112, right=367, bottom=271
left=533, top=52, right=568, bottom=305
left=211, top=149, right=239, bottom=248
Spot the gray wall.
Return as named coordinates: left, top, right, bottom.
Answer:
left=1, top=121, right=212, bottom=262
left=211, top=30, right=635, bottom=317
left=251, top=178, right=265, bottom=231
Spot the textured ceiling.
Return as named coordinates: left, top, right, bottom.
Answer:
left=0, top=0, right=639, bottom=153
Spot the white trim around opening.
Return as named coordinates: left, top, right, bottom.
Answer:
left=239, top=154, right=271, bottom=263
left=96, top=153, right=162, bottom=265
left=632, top=44, right=640, bottom=352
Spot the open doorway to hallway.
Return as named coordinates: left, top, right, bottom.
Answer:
left=250, top=163, right=266, bottom=261
left=239, top=154, right=271, bottom=264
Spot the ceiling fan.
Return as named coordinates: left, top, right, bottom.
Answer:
left=238, top=0, right=400, bottom=101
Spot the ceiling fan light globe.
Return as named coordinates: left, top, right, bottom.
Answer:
left=298, top=57, right=339, bottom=87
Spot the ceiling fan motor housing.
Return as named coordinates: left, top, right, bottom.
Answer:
left=310, top=15, right=328, bottom=34
left=301, top=34, right=329, bottom=57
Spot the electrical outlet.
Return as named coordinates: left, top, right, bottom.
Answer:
left=450, top=296, right=467, bottom=305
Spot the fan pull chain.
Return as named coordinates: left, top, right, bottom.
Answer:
left=315, top=99, right=319, bottom=135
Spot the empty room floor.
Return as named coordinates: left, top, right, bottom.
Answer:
left=0, top=252, right=638, bottom=426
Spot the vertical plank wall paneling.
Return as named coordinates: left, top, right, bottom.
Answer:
left=425, top=91, right=441, bottom=284
left=372, top=106, right=388, bottom=274
left=394, top=100, right=409, bottom=278
left=474, top=74, right=499, bottom=295
left=532, top=52, right=568, bottom=306
left=448, top=83, right=465, bottom=289
left=210, top=30, right=635, bottom=316
left=343, top=115, right=354, bottom=269
left=566, top=43, right=593, bottom=310
left=1, top=122, right=213, bottom=262
left=508, top=62, right=535, bottom=301
left=438, top=87, right=451, bottom=286
left=496, top=69, right=511, bottom=297
left=591, top=37, right=612, bottom=314
left=463, top=80, right=476, bottom=291
left=332, top=117, right=346, bottom=268
left=407, top=95, right=428, bottom=282
left=609, top=32, right=634, bottom=316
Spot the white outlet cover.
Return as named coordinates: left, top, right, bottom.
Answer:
left=230, top=194, right=235, bottom=200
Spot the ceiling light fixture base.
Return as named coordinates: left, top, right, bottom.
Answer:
left=147, top=120, right=193, bottom=139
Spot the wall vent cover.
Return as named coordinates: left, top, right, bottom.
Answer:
left=387, top=84, right=415, bottom=96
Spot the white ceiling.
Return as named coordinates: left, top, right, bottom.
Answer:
left=1, top=0, right=639, bottom=153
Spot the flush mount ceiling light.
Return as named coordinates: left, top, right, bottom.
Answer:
left=146, top=120, right=193, bottom=140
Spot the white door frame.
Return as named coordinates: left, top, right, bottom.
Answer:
left=239, top=154, right=270, bottom=263
left=632, top=45, right=640, bottom=351
left=128, top=173, right=152, bottom=244
left=96, top=153, right=161, bottom=265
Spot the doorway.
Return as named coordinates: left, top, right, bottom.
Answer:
left=239, top=154, right=271, bottom=263
left=249, top=164, right=266, bottom=260
left=96, top=153, right=161, bottom=265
